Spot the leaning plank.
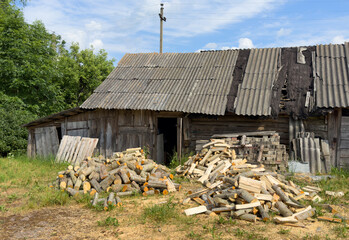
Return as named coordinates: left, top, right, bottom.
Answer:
left=184, top=205, right=207, bottom=216
left=55, top=135, right=69, bottom=162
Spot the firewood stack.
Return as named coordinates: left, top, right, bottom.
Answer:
left=51, top=147, right=180, bottom=205
left=183, top=170, right=317, bottom=224
left=195, top=132, right=288, bottom=172
left=179, top=139, right=317, bottom=223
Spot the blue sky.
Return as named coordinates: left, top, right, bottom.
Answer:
left=23, top=0, right=349, bottom=63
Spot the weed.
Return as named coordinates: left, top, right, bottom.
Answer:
left=234, top=227, right=268, bottom=240
left=97, top=217, right=119, bottom=227
left=7, top=193, right=18, bottom=202
left=186, top=231, right=202, bottom=240
left=169, top=150, right=194, bottom=169
left=303, top=234, right=321, bottom=240
left=332, top=223, right=348, bottom=238
left=203, top=225, right=222, bottom=240
left=278, top=229, right=290, bottom=235
left=234, top=228, right=245, bottom=237
left=215, top=216, right=237, bottom=225
left=0, top=205, right=7, bottom=212
left=143, top=197, right=177, bottom=223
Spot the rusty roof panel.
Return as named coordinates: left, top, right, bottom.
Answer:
left=234, top=48, right=280, bottom=116
left=81, top=51, right=239, bottom=115
left=315, top=43, right=349, bottom=108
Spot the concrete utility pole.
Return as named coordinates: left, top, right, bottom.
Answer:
left=159, top=3, right=166, bottom=53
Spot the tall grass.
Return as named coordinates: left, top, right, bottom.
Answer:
left=0, top=155, right=70, bottom=211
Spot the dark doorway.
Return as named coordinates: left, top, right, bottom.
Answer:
left=157, top=118, right=177, bottom=165
left=56, top=126, right=62, bottom=143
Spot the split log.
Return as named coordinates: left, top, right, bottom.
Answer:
left=67, top=187, right=79, bottom=197
left=237, top=189, right=258, bottom=203
left=239, top=213, right=256, bottom=222
left=119, top=169, right=131, bottom=184
left=92, top=192, right=99, bottom=206
left=274, top=216, right=298, bottom=224
left=107, top=192, right=115, bottom=204
left=235, top=201, right=261, bottom=210
left=100, top=174, right=116, bottom=190
left=257, top=205, right=270, bottom=221
left=184, top=206, right=208, bottom=216
left=317, top=216, right=342, bottom=223
left=275, top=201, right=293, bottom=217
left=90, top=179, right=102, bottom=192
left=293, top=206, right=315, bottom=220
left=272, top=184, right=290, bottom=202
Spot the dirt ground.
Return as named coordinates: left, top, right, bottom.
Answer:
left=1, top=182, right=347, bottom=240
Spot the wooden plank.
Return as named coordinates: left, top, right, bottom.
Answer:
left=235, top=201, right=261, bottom=210
left=67, top=137, right=81, bottom=163
left=61, top=136, right=75, bottom=162
left=184, top=206, right=207, bottom=216
left=314, top=138, right=322, bottom=173
left=75, top=138, right=90, bottom=165
left=69, top=137, right=81, bottom=164
left=55, top=135, right=68, bottom=162
left=50, top=127, right=60, bottom=156
left=340, top=140, right=349, bottom=149
left=340, top=149, right=349, bottom=157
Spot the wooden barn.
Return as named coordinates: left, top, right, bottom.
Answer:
left=24, top=43, right=349, bottom=169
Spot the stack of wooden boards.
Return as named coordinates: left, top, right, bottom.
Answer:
left=55, top=135, right=99, bottom=166
left=52, top=147, right=181, bottom=205
left=291, top=132, right=331, bottom=173
left=182, top=170, right=318, bottom=224
left=195, top=131, right=288, bottom=172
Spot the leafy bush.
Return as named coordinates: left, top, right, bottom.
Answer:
left=0, top=92, right=36, bottom=156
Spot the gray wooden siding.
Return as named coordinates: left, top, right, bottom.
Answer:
left=34, top=126, right=59, bottom=158
left=339, top=116, right=349, bottom=168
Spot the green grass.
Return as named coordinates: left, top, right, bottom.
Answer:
left=97, top=217, right=119, bottom=227
left=0, top=155, right=70, bottom=211
left=142, top=197, right=177, bottom=223
left=332, top=223, right=348, bottom=239
left=278, top=229, right=290, bottom=235
left=233, top=228, right=269, bottom=240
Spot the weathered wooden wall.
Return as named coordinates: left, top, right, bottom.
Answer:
left=28, top=109, right=157, bottom=159
left=339, top=116, right=349, bottom=168
left=27, top=109, right=340, bottom=168
left=31, top=126, right=59, bottom=158
left=184, top=115, right=290, bottom=152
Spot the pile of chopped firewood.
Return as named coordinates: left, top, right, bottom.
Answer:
left=195, top=132, right=288, bottom=172
left=51, top=147, right=180, bottom=206
left=179, top=139, right=320, bottom=224
left=175, top=138, right=267, bottom=182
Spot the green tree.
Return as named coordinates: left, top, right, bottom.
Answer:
left=0, top=92, right=36, bottom=156
left=56, top=43, right=115, bottom=109
left=0, top=1, right=65, bottom=116
left=0, top=1, right=115, bottom=156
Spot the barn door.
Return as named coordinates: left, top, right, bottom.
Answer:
left=339, top=116, right=349, bottom=168
left=34, top=126, right=59, bottom=158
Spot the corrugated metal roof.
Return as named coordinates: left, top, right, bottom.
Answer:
left=315, top=43, right=349, bottom=108
left=234, top=48, right=280, bottom=116
left=81, top=51, right=239, bottom=115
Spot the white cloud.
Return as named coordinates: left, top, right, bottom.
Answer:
left=203, top=42, right=218, bottom=49
left=85, top=21, right=102, bottom=31
left=238, top=38, right=254, bottom=49
left=90, top=39, right=104, bottom=50
left=331, top=35, right=349, bottom=44
left=277, top=28, right=292, bottom=37
left=23, top=0, right=283, bottom=58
